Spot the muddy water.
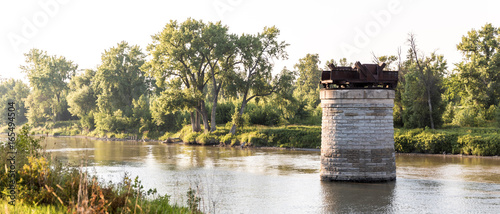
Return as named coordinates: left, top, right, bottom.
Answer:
left=42, top=137, right=500, bottom=213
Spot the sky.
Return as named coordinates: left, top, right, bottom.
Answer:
left=1, top=0, right=499, bottom=83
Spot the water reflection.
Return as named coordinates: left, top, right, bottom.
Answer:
left=321, top=181, right=395, bottom=213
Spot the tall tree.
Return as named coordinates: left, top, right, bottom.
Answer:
left=0, top=79, right=30, bottom=125
left=67, top=69, right=97, bottom=130
left=203, top=22, right=238, bottom=132
left=292, top=54, right=321, bottom=123
left=21, top=49, right=77, bottom=124
left=456, top=23, right=500, bottom=109
left=93, top=41, right=147, bottom=116
left=229, top=26, right=289, bottom=134
left=143, top=19, right=235, bottom=133
left=402, top=35, right=446, bottom=129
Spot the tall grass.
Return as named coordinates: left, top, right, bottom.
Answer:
left=0, top=124, right=195, bottom=213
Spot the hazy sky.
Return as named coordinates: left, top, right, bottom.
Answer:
left=1, top=0, right=499, bottom=82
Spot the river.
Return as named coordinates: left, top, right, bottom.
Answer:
left=42, top=137, right=500, bottom=213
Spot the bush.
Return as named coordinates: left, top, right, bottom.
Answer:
left=182, top=132, right=199, bottom=144
left=196, top=133, right=218, bottom=145
left=453, top=105, right=487, bottom=127
left=215, top=101, right=235, bottom=124
left=246, top=103, right=280, bottom=126
left=458, top=135, right=500, bottom=156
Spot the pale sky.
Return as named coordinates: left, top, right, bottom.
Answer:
left=1, top=0, right=499, bottom=83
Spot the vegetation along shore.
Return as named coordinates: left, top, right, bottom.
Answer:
left=1, top=19, right=500, bottom=212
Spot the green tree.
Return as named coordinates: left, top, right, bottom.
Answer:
left=402, top=36, right=446, bottom=129
left=404, top=34, right=446, bottom=129
left=143, top=19, right=235, bottom=133
left=455, top=23, right=500, bottom=123
left=292, top=54, right=321, bottom=124
left=324, top=58, right=352, bottom=69
left=0, top=79, right=30, bottom=125
left=21, top=49, right=77, bottom=124
left=203, top=22, right=238, bottom=132
left=92, top=41, right=147, bottom=132
left=67, top=69, right=97, bottom=130
left=229, top=26, right=289, bottom=134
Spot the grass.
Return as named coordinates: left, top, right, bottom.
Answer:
left=0, top=124, right=197, bottom=213
left=1, top=199, right=69, bottom=214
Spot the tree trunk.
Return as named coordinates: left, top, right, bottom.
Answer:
left=426, top=87, right=435, bottom=129
left=190, top=111, right=198, bottom=132
left=195, top=111, right=201, bottom=132
left=210, top=83, right=222, bottom=132
left=199, top=100, right=210, bottom=133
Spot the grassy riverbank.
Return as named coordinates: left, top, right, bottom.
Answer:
left=4, top=121, right=500, bottom=156
left=0, top=125, right=197, bottom=213
left=395, top=126, right=500, bottom=156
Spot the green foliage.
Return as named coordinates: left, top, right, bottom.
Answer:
left=245, top=102, right=280, bottom=126
left=1, top=199, right=69, bottom=213
left=452, top=105, right=487, bottom=127
left=67, top=69, right=97, bottom=130
left=214, top=101, right=235, bottom=124
left=0, top=79, right=30, bottom=126
left=143, top=18, right=234, bottom=132
left=15, top=124, right=42, bottom=155
left=458, top=135, right=500, bottom=156
left=395, top=127, right=500, bottom=155
left=94, top=110, right=131, bottom=134
left=402, top=51, right=446, bottom=129
left=456, top=23, right=500, bottom=110
left=259, top=126, right=321, bottom=148
left=21, top=49, right=77, bottom=124
left=229, top=26, right=290, bottom=134
left=220, top=133, right=237, bottom=145
left=0, top=125, right=192, bottom=213
left=394, top=129, right=457, bottom=154
left=94, top=41, right=147, bottom=117
left=182, top=132, right=200, bottom=144
left=196, top=132, right=219, bottom=145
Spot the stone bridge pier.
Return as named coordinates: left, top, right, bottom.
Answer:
left=320, top=89, right=396, bottom=182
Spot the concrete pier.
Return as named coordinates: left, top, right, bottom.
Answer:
left=320, top=89, right=396, bottom=182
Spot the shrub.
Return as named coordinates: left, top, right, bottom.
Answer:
left=220, top=133, right=236, bottom=146
left=182, top=132, right=199, bottom=144
left=458, top=135, right=500, bottom=156
left=196, top=133, right=218, bottom=145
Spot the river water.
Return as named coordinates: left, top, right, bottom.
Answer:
left=41, top=137, right=500, bottom=213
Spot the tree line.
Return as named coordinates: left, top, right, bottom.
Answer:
left=2, top=20, right=499, bottom=138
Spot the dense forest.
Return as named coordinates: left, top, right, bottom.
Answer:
left=2, top=19, right=499, bottom=140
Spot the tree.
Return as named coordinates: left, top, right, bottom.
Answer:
left=67, top=69, right=97, bottom=130
left=402, top=35, right=446, bottom=129
left=21, top=49, right=77, bottom=124
left=229, top=26, right=289, bottom=134
left=144, top=19, right=235, bottom=133
left=92, top=41, right=148, bottom=133
left=203, top=22, right=238, bottom=132
left=0, top=79, right=30, bottom=125
left=292, top=54, right=321, bottom=124
left=456, top=23, right=500, bottom=111
left=324, top=58, right=352, bottom=69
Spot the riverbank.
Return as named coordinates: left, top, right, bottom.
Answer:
left=3, top=121, right=500, bottom=156
left=0, top=125, right=196, bottom=214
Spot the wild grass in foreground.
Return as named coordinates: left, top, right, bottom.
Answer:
left=0, top=125, right=196, bottom=213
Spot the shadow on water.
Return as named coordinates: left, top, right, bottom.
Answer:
left=321, top=181, right=396, bottom=213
